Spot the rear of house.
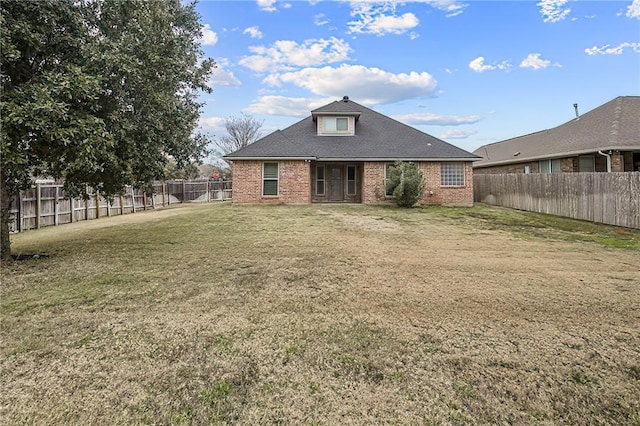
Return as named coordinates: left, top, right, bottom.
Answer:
left=224, top=97, right=479, bottom=206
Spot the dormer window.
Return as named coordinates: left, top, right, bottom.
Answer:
left=324, top=117, right=348, bottom=133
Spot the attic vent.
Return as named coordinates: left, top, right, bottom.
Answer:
left=342, top=95, right=349, bottom=102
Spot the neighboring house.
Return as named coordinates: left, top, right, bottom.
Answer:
left=473, top=96, right=640, bottom=174
left=224, top=97, right=479, bottom=206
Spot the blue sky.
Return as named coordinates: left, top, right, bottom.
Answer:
left=195, top=0, right=640, bottom=157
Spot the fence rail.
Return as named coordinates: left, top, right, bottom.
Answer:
left=8, top=179, right=232, bottom=233
left=474, top=172, right=640, bottom=229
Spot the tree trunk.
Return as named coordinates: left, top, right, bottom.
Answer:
left=0, top=175, right=13, bottom=260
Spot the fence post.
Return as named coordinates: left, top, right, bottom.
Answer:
left=95, top=190, right=100, bottom=219
left=70, top=197, right=74, bottom=223
left=85, top=187, right=89, bottom=220
left=182, top=181, right=186, bottom=203
left=54, top=185, right=60, bottom=225
left=17, top=192, right=22, bottom=232
left=131, top=187, right=137, bottom=213
left=163, top=182, right=167, bottom=206
left=143, top=192, right=147, bottom=211
left=35, top=183, right=41, bottom=229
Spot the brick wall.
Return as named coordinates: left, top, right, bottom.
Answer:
left=362, top=162, right=387, bottom=204
left=419, top=162, right=474, bottom=206
left=611, top=152, right=624, bottom=172
left=473, top=161, right=539, bottom=175
left=231, top=160, right=310, bottom=204
left=361, top=161, right=474, bottom=206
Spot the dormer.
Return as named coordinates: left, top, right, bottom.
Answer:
left=312, top=96, right=361, bottom=136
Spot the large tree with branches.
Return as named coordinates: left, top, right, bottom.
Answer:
left=213, top=113, right=263, bottom=159
left=0, top=0, right=215, bottom=259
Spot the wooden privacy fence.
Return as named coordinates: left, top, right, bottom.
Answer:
left=8, top=179, right=232, bottom=233
left=474, top=172, right=640, bottom=229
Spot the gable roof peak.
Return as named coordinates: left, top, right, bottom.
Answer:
left=311, top=96, right=363, bottom=118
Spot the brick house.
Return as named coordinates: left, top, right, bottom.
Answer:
left=224, top=97, right=479, bottom=206
left=473, top=96, right=640, bottom=174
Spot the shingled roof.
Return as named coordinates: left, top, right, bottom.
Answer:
left=224, top=98, right=479, bottom=161
left=473, top=96, right=640, bottom=168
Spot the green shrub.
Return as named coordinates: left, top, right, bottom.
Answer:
left=386, top=161, right=424, bottom=207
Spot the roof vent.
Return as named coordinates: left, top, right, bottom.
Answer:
left=573, top=103, right=579, bottom=118
left=342, top=95, right=349, bottom=102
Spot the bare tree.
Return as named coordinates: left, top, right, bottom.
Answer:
left=214, top=113, right=264, bottom=158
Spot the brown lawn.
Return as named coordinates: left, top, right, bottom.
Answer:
left=1, top=203, right=639, bottom=424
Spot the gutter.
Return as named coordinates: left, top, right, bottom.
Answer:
left=223, top=156, right=480, bottom=162
left=598, top=151, right=612, bottom=172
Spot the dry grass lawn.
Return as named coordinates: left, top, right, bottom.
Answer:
left=1, top=203, right=639, bottom=425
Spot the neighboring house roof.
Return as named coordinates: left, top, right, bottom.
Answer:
left=473, top=96, right=640, bottom=168
left=224, top=98, right=479, bottom=162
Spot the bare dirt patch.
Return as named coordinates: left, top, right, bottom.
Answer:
left=1, top=203, right=639, bottom=424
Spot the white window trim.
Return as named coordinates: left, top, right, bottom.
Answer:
left=579, top=155, right=595, bottom=172
left=262, top=162, right=279, bottom=197
left=385, top=162, right=396, bottom=197
left=440, top=162, right=466, bottom=187
left=319, top=116, right=351, bottom=135
left=347, top=166, right=356, bottom=196
left=316, top=165, right=325, bottom=196
left=539, top=159, right=561, bottom=174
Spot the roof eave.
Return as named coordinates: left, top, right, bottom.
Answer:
left=334, top=157, right=479, bottom=162
left=473, top=146, right=640, bottom=168
left=223, top=156, right=317, bottom=161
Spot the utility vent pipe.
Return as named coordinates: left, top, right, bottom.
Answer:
left=573, top=103, right=579, bottom=118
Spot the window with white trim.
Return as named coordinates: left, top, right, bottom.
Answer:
left=385, top=163, right=397, bottom=196
left=539, top=159, right=561, bottom=173
left=263, top=162, right=278, bottom=196
left=323, top=117, right=348, bottom=133
left=579, top=155, right=595, bottom=172
left=347, top=166, right=356, bottom=195
left=440, top=162, right=465, bottom=186
left=316, top=165, right=325, bottom=195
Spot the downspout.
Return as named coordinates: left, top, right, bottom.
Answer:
left=598, top=151, right=611, bottom=172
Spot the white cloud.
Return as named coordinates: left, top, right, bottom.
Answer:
left=243, top=26, right=263, bottom=39
left=199, top=116, right=227, bottom=133
left=257, top=0, right=277, bottom=12
left=264, top=64, right=438, bottom=105
left=346, top=1, right=467, bottom=35
left=315, top=13, right=330, bottom=26
left=208, top=58, right=242, bottom=88
left=394, top=112, right=481, bottom=126
left=239, top=37, right=352, bottom=72
left=585, top=42, right=640, bottom=55
left=421, top=0, right=468, bottom=17
left=200, top=24, right=218, bottom=46
left=369, top=12, right=420, bottom=34
left=468, top=56, right=511, bottom=72
left=440, top=129, right=478, bottom=139
left=520, top=53, right=555, bottom=70
left=537, top=0, right=571, bottom=23
left=348, top=3, right=419, bottom=35
left=245, top=96, right=333, bottom=116
left=627, top=0, right=640, bottom=18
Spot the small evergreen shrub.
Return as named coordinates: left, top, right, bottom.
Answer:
left=386, top=161, right=424, bottom=207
